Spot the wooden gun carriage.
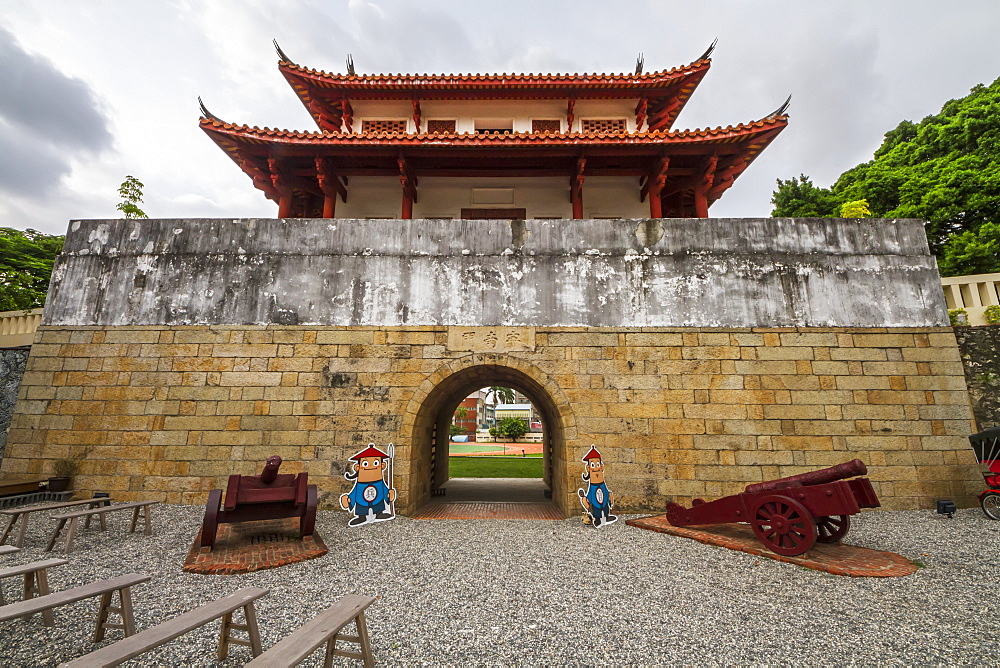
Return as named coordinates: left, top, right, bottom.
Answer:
left=666, top=459, right=880, bottom=556
left=200, top=456, right=318, bottom=550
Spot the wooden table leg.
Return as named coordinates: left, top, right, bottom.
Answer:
left=92, top=590, right=114, bottom=642
left=0, top=513, right=18, bottom=545
left=45, top=518, right=67, bottom=552
left=63, top=517, right=79, bottom=554
left=219, top=610, right=234, bottom=661
left=244, top=601, right=263, bottom=657
left=24, top=569, right=55, bottom=626
left=15, top=512, right=31, bottom=549
left=144, top=506, right=152, bottom=535
left=356, top=611, right=374, bottom=668
left=119, top=585, right=137, bottom=636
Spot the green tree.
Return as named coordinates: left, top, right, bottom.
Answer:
left=771, top=77, right=1000, bottom=275
left=0, top=228, right=65, bottom=310
left=492, top=417, right=528, bottom=442
left=116, top=175, right=149, bottom=219
left=770, top=174, right=841, bottom=217
left=486, top=386, right=516, bottom=405
left=937, top=222, right=1000, bottom=276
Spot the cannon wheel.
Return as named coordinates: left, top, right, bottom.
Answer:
left=815, top=515, right=851, bottom=543
left=981, top=491, right=1000, bottom=520
left=751, top=495, right=817, bottom=557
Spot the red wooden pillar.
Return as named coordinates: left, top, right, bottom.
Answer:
left=694, top=155, right=717, bottom=218
left=693, top=187, right=709, bottom=218
left=571, top=186, right=583, bottom=219
left=398, top=154, right=416, bottom=219
left=277, top=194, right=293, bottom=218
left=646, top=157, right=669, bottom=218
left=649, top=192, right=662, bottom=218
left=322, top=195, right=336, bottom=218
left=571, top=157, right=585, bottom=219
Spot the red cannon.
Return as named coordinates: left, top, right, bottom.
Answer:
left=199, top=456, right=318, bottom=549
left=666, top=459, right=880, bottom=556
left=969, top=426, right=1000, bottom=520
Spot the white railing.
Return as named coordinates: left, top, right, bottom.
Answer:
left=0, top=308, right=43, bottom=348
left=941, top=272, right=1000, bottom=325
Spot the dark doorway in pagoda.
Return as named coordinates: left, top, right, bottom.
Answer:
left=409, top=365, right=565, bottom=520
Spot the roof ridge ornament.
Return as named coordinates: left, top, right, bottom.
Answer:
left=698, top=38, right=718, bottom=62
left=346, top=54, right=355, bottom=76
left=635, top=53, right=644, bottom=76
left=197, top=96, right=223, bottom=123
left=273, top=39, right=295, bottom=65
left=763, top=94, right=792, bottom=120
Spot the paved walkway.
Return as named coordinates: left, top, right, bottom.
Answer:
left=412, top=477, right=563, bottom=519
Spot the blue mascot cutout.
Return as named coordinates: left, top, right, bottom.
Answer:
left=340, top=443, right=396, bottom=527
left=578, top=446, right=617, bottom=527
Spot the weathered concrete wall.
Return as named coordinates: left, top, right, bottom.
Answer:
left=954, top=325, right=1000, bottom=430
left=0, top=325, right=980, bottom=514
left=44, top=218, right=948, bottom=328
left=0, top=348, right=30, bottom=460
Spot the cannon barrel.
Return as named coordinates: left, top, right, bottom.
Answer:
left=744, top=459, right=867, bottom=494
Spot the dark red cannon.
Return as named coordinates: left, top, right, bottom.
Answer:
left=666, top=459, right=880, bottom=556
left=969, top=426, right=1000, bottom=520
left=199, top=456, right=318, bottom=549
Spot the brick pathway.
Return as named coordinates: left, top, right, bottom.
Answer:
left=412, top=502, right=564, bottom=520
left=183, top=518, right=328, bottom=575
left=626, top=515, right=917, bottom=577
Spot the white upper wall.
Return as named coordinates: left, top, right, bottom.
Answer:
left=338, top=176, right=648, bottom=219
left=347, top=99, right=642, bottom=133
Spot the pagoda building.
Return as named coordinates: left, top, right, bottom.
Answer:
left=200, top=44, right=788, bottom=220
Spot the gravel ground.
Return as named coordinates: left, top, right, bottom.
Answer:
left=0, top=505, right=998, bottom=666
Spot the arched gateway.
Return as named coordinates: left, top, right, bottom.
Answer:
left=398, top=359, right=577, bottom=515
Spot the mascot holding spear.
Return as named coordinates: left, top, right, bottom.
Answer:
left=340, top=443, right=397, bottom=527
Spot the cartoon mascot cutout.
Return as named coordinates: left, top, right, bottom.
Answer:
left=578, top=446, right=617, bottom=527
left=340, top=443, right=396, bottom=527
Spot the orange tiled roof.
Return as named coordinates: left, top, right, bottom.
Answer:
left=278, top=59, right=711, bottom=92
left=199, top=115, right=786, bottom=146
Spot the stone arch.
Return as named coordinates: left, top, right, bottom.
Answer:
left=397, top=354, right=578, bottom=516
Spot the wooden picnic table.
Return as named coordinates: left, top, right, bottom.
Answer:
left=2, top=497, right=112, bottom=548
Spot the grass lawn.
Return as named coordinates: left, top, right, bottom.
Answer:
left=448, top=443, right=508, bottom=454
left=448, top=456, right=543, bottom=478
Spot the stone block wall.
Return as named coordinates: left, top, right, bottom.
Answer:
left=0, top=324, right=980, bottom=515
left=953, top=325, right=1000, bottom=430
left=0, top=348, right=30, bottom=459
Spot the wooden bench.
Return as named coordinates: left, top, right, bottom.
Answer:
left=0, top=557, right=69, bottom=625
left=0, top=545, right=19, bottom=557
left=2, top=497, right=113, bottom=548
left=246, top=594, right=377, bottom=668
left=61, top=586, right=269, bottom=667
left=0, top=572, right=150, bottom=641
left=47, top=501, right=158, bottom=554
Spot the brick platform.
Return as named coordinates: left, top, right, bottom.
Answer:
left=412, top=502, right=564, bottom=520
left=183, top=518, right=328, bottom=575
left=626, top=515, right=917, bottom=577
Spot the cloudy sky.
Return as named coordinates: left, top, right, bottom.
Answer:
left=2, top=0, right=999, bottom=236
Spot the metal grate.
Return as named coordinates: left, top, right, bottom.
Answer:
left=362, top=119, right=407, bottom=134
left=531, top=119, right=561, bottom=134
left=581, top=118, right=627, bottom=133
left=426, top=119, right=456, bottom=134
left=0, top=490, right=73, bottom=509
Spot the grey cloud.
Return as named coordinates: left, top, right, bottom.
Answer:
left=0, top=121, right=72, bottom=196
left=0, top=27, right=112, bottom=152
